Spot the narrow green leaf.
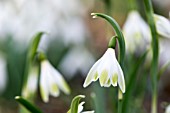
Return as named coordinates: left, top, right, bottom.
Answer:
left=22, top=32, right=45, bottom=92
left=28, top=32, right=45, bottom=61
left=15, top=96, right=43, bottom=113
left=144, top=0, right=159, bottom=113
left=68, top=95, right=85, bottom=113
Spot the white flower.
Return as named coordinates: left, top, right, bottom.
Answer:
left=78, top=102, right=94, bottom=113
left=83, top=48, right=125, bottom=93
left=154, top=14, right=170, bottom=38
left=123, top=11, right=151, bottom=54
left=40, top=60, right=70, bottom=103
left=22, top=65, right=38, bottom=99
left=165, top=104, right=170, bottom=113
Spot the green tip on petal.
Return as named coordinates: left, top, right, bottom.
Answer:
left=111, top=73, right=118, bottom=86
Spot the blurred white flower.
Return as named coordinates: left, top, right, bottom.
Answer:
left=40, top=59, right=70, bottom=103
left=123, top=11, right=151, bottom=54
left=154, top=14, right=170, bottom=38
left=22, top=65, right=38, bottom=99
left=165, top=104, right=170, bottom=113
left=59, top=46, right=95, bottom=79
left=78, top=102, right=94, bottom=113
left=159, top=38, right=170, bottom=67
left=0, top=54, right=7, bottom=94
left=0, top=0, right=93, bottom=46
left=83, top=48, right=125, bottom=93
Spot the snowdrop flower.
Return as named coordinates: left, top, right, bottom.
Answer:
left=154, top=14, right=170, bottom=38
left=78, top=102, right=94, bottom=113
left=40, top=59, right=70, bottom=103
left=83, top=48, right=125, bottom=93
left=123, top=11, right=151, bottom=54
left=22, top=65, right=38, bottom=99
left=165, top=104, right=170, bottom=113
left=59, top=46, right=95, bottom=79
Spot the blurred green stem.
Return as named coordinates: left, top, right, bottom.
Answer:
left=143, top=0, right=159, bottom=113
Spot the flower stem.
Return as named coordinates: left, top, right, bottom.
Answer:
left=143, top=0, right=159, bottom=113
left=91, top=13, right=126, bottom=113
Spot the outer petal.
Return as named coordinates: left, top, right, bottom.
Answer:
left=47, top=61, right=71, bottom=95
left=154, top=14, right=170, bottom=38
left=116, top=61, right=125, bottom=93
left=22, top=66, right=38, bottom=98
left=40, top=62, right=49, bottom=103
left=78, top=102, right=85, bottom=113
left=47, top=66, right=60, bottom=97
left=83, top=59, right=101, bottom=88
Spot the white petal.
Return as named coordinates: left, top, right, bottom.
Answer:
left=154, top=14, right=170, bottom=38
left=40, top=61, right=49, bottom=103
left=47, top=68, right=60, bottom=97
left=22, top=66, right=38, bottom=98
left=83, top=59, right=101, bottom=88
left=117, top=61, right=125, bottom=93
left=47, top=61, right=70, bottom=95
left=78, top=102, right=85, bottom=113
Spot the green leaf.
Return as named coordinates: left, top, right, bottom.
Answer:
left=22, top=32, right=45, bottom=93
left=15, top=96, right=43, bottom=113
left=27, top=32, right=45, bottom=61
left=68, top=95, right=85, bottom=113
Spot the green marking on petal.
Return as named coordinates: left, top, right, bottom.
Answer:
left=112, top=73, right=118, bottom=86
left=99, top=69, right=108, bottom=86
left=107, top=79, right=110, bottom=84
left=94, top=72, right=98, bottom=81
left=52, top=84, right=58, bottom=92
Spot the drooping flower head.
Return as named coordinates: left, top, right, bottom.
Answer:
left=83, top=48, right=125, bottom=93
left=39, top=52, right=71, bottom=103
left=123, top=11, right=151, bottom=54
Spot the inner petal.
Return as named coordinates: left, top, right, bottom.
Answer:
left=99, top=69, right=109, bottom=87
left=111, top=73, right=118, bottom=87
